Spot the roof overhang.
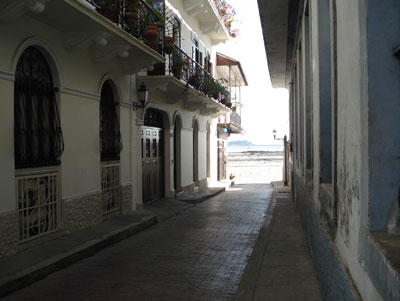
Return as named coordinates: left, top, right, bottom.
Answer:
left=257, top=0, right=301, bottom=88
left=216, top=53, right=248, bottom=87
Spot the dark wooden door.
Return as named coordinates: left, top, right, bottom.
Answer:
left=142, top=127, right=163, bottom=203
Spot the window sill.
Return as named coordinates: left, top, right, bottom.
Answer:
left=370, top=232, right=400, bottom=276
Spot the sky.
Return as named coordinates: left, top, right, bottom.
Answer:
left=215, top=0, right=289, bottom=145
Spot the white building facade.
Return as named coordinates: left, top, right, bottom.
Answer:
left=0, top=0, right=241, bottom=258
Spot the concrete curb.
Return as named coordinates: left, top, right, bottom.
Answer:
left=0, top=215, right=156, bottom=297
left=234, top=199, right=277, bottom=301
left=178, top=187, right=225, bottom=205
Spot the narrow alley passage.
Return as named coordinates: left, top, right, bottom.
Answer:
left=5, top=184, right=272, bottom=301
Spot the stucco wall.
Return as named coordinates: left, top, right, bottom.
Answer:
left=198, top=130, right=207, bottom=180
left=0, top=79, right=15, bottom=213
left=60, top=93, right=101, bottom=198
left=0, top=15, right=133, bottom=211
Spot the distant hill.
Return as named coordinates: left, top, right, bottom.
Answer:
left=228, top=140, right=253, bottom=146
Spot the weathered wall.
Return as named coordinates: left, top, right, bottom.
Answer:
left=289, top=0, right=390, bottom=299
left=293, top=171, right=358, bottom=300
left=358, top=0, right=400, bottom=299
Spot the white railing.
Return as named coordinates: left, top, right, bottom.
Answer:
left=16, top=171, right=60, bottom=241
left=101, top=162, right=120, bottom=214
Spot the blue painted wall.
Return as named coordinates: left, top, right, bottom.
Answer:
left=292, top=172, right=358, bottom=300
left=367, top=0, right=400, bottom=231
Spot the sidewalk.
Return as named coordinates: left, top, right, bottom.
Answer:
left=0, top=187, right=225, bottom=297
left=235, top=181, right=322, bottom=301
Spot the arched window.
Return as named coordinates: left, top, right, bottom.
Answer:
left=172, top=17, right=181, bottom=47
left=14, top=46, right=64, bottom=169
left=14, top=46, right=63, bottom=241
left=100, top=81, right=123, bottom=161
left=144, top=108, right=164, bottom=128
left=192, top=38, right=203, bottom=66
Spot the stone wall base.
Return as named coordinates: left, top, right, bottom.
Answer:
left=120, top=184, right=132, bottom=214
left=0, top=211, right=18, bottom=258
left=292, top=171, right=359, bottom=300
left=182, top=182, right=195, bottom=194
left=181, top=178, right=207, bottom=194
left=198, top=178, right=207, bottom=189
left=0, top=183, right=133, bottom=259
left=63, top=191, right=103, bottom=233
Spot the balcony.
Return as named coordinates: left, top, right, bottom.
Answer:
left=182, top=0, right=230, bottom=44
left=86, top=0, right=165, bottom=54
left=137, top=44, right=231, bottom=116
left=215, top=53, right=247, bottom=134
left=0, top=0, right=166, bottom=73
left=217, top=108, right=242, bottom=134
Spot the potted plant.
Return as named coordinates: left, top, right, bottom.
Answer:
left=125, top=0, right=139, bottom=28
left=188, top=67, right=203, bottom=90
left=220, top=88, right=230, bottom=104
left=143, top=1, right=165, bottom=44
left=94, top=0, right=121, bottom=23
left=171, top=49, right=187, bottom=79
left=202, top=76, right=212, bottom=95
left=208, top=79, right=224, bottom=100
left=163, top=36, right=174, bottom=55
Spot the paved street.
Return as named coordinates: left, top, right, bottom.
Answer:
left=5, top=184, right=272, bottom=301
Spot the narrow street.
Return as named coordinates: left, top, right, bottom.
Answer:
left=5, top=184, right=272, bottom=301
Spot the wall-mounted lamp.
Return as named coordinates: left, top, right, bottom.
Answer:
left=132, top=82, right=149, bottom=111
left=272, top=129, right=277, bottom=140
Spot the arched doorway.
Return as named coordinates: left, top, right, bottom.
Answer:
left=100, top=80, right=122, bottom=214
left=142, top=109, right=164, bottom=203
left=193, top=118, right=199, bottom=186
left=173, top=114, right=182, bottom=193
left=14, top=46, right=64, bottom=241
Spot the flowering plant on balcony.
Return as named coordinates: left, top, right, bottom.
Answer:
left=213, top=0, right=239, bottom=38
left=189, top=67, right=203, bottom=89
left=171, top=49, right=190, bottom=79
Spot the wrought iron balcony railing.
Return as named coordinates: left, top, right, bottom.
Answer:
left=167, top=45, right=231, bottom=107
left=86, top=0, right=165, bottom=54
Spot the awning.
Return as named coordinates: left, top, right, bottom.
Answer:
left=216, top=53, right=248, bottom=87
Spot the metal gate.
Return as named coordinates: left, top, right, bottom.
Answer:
left=141, top=126, right=163, bottom=203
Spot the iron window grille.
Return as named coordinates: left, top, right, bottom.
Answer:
left=16, top=170, right=60, bottom=241
left=100, top=82, right=123, bottom=162
left=101, top=162, right=120, bottom=214
left=14, top=46, right=64, bottom=169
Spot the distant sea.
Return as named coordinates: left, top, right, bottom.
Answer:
left=228, top=144, right=284, bottom=154
left=227, top=144, right=284, bottom=184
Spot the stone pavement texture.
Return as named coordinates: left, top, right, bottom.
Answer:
left=3, top=184, right=271, bottom=300
left=235, top=181, right=322, bottom=301
left=0, top=187, right=224, bottom=297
